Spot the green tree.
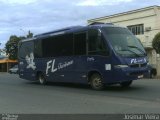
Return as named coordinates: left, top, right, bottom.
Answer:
left=152, top=32, right=160, bottom=54
left=26, top=30, right=33, bottom=38
left=5, top=35, right=22, bottom=60
left=5, top=31, right=33, bottom=60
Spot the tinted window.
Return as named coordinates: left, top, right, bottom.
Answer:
left=42, top=34, right=73, bottom=57
left=88, top=29, right=108, bottom=56
left=34, top=39, right=43, bottom=58
left=62, top=34, right=73, bottom=56
left=19, top=41, right=34, bottom=59
left=74, top=32, right=86, bottom=55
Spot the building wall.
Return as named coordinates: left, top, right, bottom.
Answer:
left=88, top=6, right=160, bottom=76
left=88, top=6, right=160, bottom=49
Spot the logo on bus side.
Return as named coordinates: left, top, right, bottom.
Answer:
left=46, top=59, right=74, bottom=76
left=25, top=52, right=36, bottom=70
left=131, top=58, right=147, bottom=64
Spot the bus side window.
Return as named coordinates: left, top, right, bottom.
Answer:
left=34, top=39, right=43, bottom=58
left=88, top=29, right=109, bottom=56
left=42, top=34, right=73, bottom=58
left=19, top=41, right=34, bottom=59
left=74, top=32, right=87, bottom=55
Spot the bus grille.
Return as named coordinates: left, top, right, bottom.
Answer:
left=129, top=72, right=144, bottom=76
left=129, top=63, right=147, bottom=68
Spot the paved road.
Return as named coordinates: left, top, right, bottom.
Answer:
left=0, top=73, right=160, bottom=113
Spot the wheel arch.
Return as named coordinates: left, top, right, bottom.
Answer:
left=36, top=71, right=44, bottom=80
left=87, top=70, right=103, bottom=83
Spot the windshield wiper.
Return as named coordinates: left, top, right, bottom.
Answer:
left=119, top=49, right=141, bottom=57
left=127, top=45, right=146, bottom=56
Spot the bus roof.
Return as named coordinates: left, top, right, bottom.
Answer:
left=21, top=23, right=123, bottom=42
left=34, top=26, right=83, bottom=38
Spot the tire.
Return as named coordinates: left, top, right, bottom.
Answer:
left=120, top=81, right=132, bottom=88
left=38, top=73, right=47, bottom=85
left=90, top=73, right=104, bottom=90
left=150, top=71, right=156, bottom=79
left=150, top=73, right=154, bottom=78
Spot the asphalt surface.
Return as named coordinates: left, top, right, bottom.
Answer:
left=0, top=73, right=160, bottom=114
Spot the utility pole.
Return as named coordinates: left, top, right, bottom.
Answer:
left=0, top=43, right=1, bottom=55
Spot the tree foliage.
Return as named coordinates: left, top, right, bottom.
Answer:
left=26, top=30, right=33, bottom=38
left=152, top=32, right=160, bottom=54
left=5, top=31, right=33, bottom=60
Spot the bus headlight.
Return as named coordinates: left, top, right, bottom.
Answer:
left=114, top=65, right=129, bottom=68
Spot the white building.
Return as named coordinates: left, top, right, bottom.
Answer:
left=88, top=5, right=160, bottom=76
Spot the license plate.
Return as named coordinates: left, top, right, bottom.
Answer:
left=138, top=75, right=143, bottom=78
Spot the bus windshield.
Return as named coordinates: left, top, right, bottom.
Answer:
left=102, top=27, right=146, bottom=57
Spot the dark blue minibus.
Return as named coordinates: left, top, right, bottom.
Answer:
left=18, top=23, right=149, bottom=90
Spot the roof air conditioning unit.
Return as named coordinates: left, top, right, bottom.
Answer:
left=145, top=27, right=151, bottom=31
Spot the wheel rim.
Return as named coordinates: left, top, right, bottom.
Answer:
left=151, top=74, right=155, bottom=78
left=92, top=77, right=102, bottom=88
left=39, top=75, right=44, bottom=84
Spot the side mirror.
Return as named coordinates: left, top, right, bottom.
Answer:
left=98, top=29, right=101, bottom=37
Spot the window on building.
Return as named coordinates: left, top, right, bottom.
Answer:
left=127, top=24, right=144, bottom=35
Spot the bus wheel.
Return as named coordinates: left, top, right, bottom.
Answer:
left=38, top=73, right=47, bottom=85
left=90, top=73, right=104, bottom=90
left=120, top=81, right=132, bottom=88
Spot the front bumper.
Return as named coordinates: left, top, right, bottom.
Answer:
left=113, top=66, right=149, bottom=82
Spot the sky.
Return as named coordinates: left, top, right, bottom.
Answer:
left=0, top=0, right=160, bottom=49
